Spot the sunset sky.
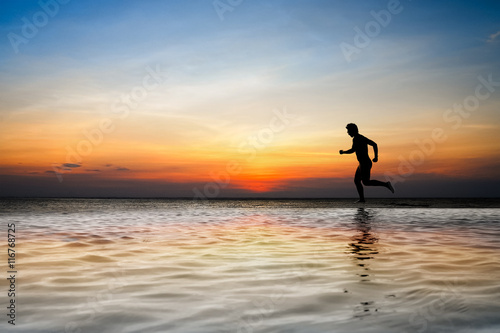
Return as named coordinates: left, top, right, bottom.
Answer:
left=1, top=0, right=499, bottom=198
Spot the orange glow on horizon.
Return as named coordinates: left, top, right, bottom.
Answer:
left=1, top=108, right=499, bottom=195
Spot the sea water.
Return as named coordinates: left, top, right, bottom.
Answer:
left=0, top=199, right=499, bottom=333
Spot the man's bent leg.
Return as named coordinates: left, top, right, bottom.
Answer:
left=363, top=179, right=387, bottom=186
left=358, top=161, right=394, bottom=194
left=362, top=178, right=394, bottom=193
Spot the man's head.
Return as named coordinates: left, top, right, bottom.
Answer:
left=346, top=123, right=358, bottom=137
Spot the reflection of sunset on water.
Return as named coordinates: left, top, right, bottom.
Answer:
left=2, top=200, right=499, bottom=332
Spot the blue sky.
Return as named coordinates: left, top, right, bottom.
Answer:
left=2, top=1, right=499, bottom=65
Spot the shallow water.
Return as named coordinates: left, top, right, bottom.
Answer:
left=1, top=199, right=500, bottom=333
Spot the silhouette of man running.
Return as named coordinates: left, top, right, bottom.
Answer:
left=339, top=123, right=394, bottom=202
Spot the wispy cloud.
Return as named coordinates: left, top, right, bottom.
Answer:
left=487, top=30, right=500, bottom=43
left=63, top=163, right=81, bottom=168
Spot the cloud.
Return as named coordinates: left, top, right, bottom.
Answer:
left=104, top=164, right=113, bottom=167
left=86, top=169, right=101, bottom=172
left=45, top=170, right=56, bottom=174
left=63, top=163, right=81, bottom=168
left=487, top=30, right=500, bottom=43
left=116, top=167, right=130, bottom=171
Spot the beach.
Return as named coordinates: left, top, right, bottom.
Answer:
left=1, top=198, right=500, bottom=332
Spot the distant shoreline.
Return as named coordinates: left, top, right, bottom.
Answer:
left=1, top=197, right=499, bottom=208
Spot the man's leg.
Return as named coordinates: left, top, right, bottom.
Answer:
left=361, top=164, right=394, bottom=193
left=363, top=179, right=388, bottom=186
left=364, top=179, right=394, bottom=192
left=354, top=166, right=365, bottom=202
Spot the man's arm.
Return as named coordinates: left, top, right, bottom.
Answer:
left=339, top=148, right=355, bottom=154
left=367, top=139, right=378, bottom=162
left=340, top=142, right=355, bottom=155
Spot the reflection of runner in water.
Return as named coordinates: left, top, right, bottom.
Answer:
left=339, top=123, right=394, bottom=203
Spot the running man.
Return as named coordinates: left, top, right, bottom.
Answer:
left=339, top=123, right=394, bottom=202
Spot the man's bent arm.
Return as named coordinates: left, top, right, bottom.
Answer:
left=367, top=139, right=378, bottom=160
left=341, top=148, right=355, bottom=154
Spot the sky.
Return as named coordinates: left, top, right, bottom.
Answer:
left=0, top=0, right=499, bottom=198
